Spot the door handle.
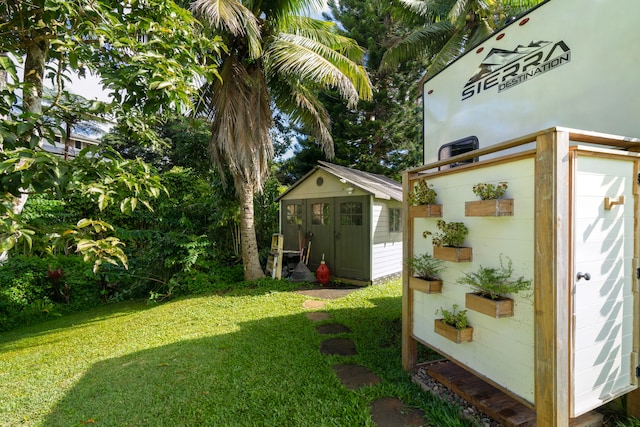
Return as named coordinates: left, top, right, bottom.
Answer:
left=576, top=272, right=591, bottom=281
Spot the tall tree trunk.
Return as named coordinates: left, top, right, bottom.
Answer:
left=239, top=180, right=266, bottom=280
left=1, top=37, right=49, bottom=263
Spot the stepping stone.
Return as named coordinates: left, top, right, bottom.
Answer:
left=370, top=397, right=426, bottom=427
left=320, top=338, right=357, bottom=356
left=315, top=323, right=351, bottom=335
left=302, top=300, right=326, bottom=309
left=306, top=312, right=331, bottom=322
left=332, top=364, right=381, bottom=389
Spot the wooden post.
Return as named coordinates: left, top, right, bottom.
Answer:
left=534, top=129, right=571, bottom=425
left=402, top=171, right=417, bottom=371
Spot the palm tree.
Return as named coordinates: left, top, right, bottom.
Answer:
left=381, top=0, right=542, bottom=80
left=191, top=0, right=372, bottom=280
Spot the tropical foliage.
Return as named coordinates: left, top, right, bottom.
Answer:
left=190, top=0, right=372, bottom=279
left=381, top=0, right=544, bottom=79
left=0, top=0, right=224, bottom=270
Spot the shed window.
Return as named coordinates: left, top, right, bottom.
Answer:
left=75, top=140, right=82, bottom=149
left=340, top=202, right=362, bottom=226
left=286, top=204, right=303, bottom=225
left=389, top=208, right=402, bottom=232
left=311, top=203, right=330, bottom=225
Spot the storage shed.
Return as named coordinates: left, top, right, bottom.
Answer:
left=277, top=161, right=403, bottom=284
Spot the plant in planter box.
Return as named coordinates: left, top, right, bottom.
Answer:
left=423, top=220, right=468, bottom=247
left=423, top=220, right=471, bottom=262
left=472, top=182, right=508, bottom=200
left=436, top=304, right=469, bottom=329
left=457, top=255, right=532, bottom=318
left=406, top=253, right=445, bottom=280
left=405, top=253, right=445, bottom=293
left=408, top=180, right=437, bottom=205
left=435, top=304, right=473, bottom=343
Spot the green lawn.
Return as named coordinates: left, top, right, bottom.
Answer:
left=0, top=280, right=472, bottom=427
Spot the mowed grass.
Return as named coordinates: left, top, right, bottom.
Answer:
left=0, top=280, right=469, bottom=427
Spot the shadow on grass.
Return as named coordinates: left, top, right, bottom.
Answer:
left=39, top=296, right=406, bottom=426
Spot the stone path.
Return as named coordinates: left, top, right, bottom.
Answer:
left=303, top=289, right=427, bottom=427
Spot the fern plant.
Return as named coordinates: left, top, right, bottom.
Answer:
left=456, top=255, right=531, bottom=300
left=405, top=253, right=445, bottom=280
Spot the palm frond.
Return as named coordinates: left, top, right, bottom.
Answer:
left=379, top=21, right=452, bottom=72
left=398, top=0, right=452, bottom=18
left=265, top=33, right=371, bottom=108
left=191, top=0, right=262, bottom=59
left=421, top=27, right=466, bottom=81
left=278, top=17, right=365, bottom=62
left=271, top=78, right=334, bottom=157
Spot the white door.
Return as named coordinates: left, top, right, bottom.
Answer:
left=571, top=151, right=638, bottom=416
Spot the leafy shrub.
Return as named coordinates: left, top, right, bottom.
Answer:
left=0, top=255, right=101, bottom=331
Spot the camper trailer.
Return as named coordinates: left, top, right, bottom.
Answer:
left=403, top=0, right=640, bottom=425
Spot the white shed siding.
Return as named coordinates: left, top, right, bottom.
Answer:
left=412, top=157, right=536, bottom=403
left=372, top=200, right=403, bottom=280
left=279, top=169, right=367, bottom=200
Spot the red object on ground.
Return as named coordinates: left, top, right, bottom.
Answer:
left=316, top=260, right=330, bottom=286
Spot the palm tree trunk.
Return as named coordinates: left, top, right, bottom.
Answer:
left=239, top=181, right=266, bottom=280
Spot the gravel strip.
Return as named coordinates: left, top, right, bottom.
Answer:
left=413, top=364, right=502, bottom=427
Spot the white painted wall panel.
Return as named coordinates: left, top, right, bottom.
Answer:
left=411, top=158, right=536, bottom=403
left=372, top=200, right=403, bottom=279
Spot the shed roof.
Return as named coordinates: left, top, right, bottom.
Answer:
left=277, top=161, right=402, bottom=202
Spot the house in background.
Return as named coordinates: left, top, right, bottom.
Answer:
left=277, top=161, right=403, bottom=285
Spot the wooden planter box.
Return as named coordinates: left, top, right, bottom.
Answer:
left=465, top=292, right=514, bottom=318
left=409, top=277, right=442, bottom=294
left=465, top=199, right=513, bottom=216
left=433, top=246, right=472, bottom=262
left=434, top=319, right=473, bottom=343
left=409, top=204, right=442, bottom=218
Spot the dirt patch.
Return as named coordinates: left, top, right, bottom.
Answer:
left=306, top=312, right=331, bottom=322
left=370, top=397, right=426, bottom=427
left=315, top=323, right=351, bottom=335
left=332, top=364, right=381, bottom=390
left=302, top=300, right=326, bottom=309
left=296, top=288, right=361, bottom=300
left=319, top=338, right=357, bottom=356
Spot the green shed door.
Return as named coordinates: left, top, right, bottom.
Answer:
left=334, top=196, right=370, bottom=280
left=306, top=199, right=334, bottom=272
